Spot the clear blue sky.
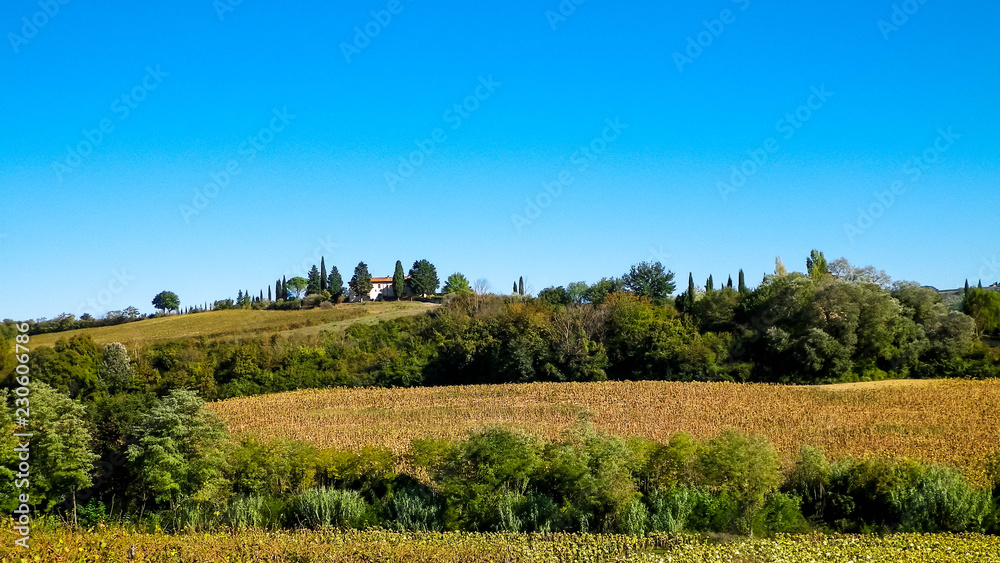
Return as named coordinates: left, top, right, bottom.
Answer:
left=2, top=0, right=998, bottom=321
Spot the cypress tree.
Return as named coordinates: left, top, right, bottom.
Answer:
left=320, top=257, right=328, bottom=291
left=392, top=260, right=406, bottom=300
left=706, top=275, right=714, bottom=293
left=268, top=286, right=272, bottom=301
left=686, top=273, right=696, bottom=311
left=738, top=270, right=747, bottom=294
left=978, top=279, right=983, bottom=289
left=513, top=281, right=518, bottom=294
left=259, top=290, right=263, bottom=301
left=727, top=276, right=733, bottom=289
left=518, top=276, right=525, bottom=296
left=282, top=276, right=288, bottom=300
left=237, top=290, right=243, bottom=305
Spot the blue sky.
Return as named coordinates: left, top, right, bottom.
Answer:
left=1, top=0, right=998, bottom=321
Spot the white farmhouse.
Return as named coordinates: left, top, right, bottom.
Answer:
left=348, top=276, right=414, bottom=302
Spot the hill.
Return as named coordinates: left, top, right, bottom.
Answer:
left=208, top=378, right=1000, bottom=487
left=29, top=301, right=436, bottom=349
left=936, top=284, right=1000, bottom=311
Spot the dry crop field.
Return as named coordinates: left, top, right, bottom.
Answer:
left=209, top=378, right=1000, bottom=486
left=28, top=301, right=433, bottom=348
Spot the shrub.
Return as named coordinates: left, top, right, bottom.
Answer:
left=288, top=488, right=369, bottom=529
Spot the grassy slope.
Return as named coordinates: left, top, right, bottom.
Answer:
left=209, top=378, right=1000, bottom=486
left=29, top=301, right=436, bottom=349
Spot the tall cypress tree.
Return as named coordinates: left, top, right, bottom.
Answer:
left=738, top=270, right=747, bottom=294
left=706, top=275, right=714, bottom=293
left=259, top=290, right=263, bottom=301
left=268, top=286, right=272, bottom=301
left=282, top=276, right=288, bottom=300
left=513, top=281, right=518, bottom=294
left=686, top=273, right=696, bottom=311
left=518, top=276, right=525, bottom=296
left=320, top=257, right=328, bottom=291
left=392, top=260, right=406, bottom=299
left=727, top=276, right=733, bottom=289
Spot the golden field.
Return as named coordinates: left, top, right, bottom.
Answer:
left=28, top=301, right=434, bottom=348
left=209, top=378, right=1000, bottom=486
left=3, top=528, right=1000, bottom=563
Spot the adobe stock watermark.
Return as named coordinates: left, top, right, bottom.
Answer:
left=76, top=270, right=136, bottom=319
left=7, top=0, right=72, bottom=54
left=878, top=0, right=930, bottom=41
left=545, top=0, right=588, bottom=31
left=281, top=236, right=340, bottom=281
left=180, top=107, right=295, bottom=223
left=384, top=75, right=501, bottom=192
left=976, top=256, right=1000, bottom=285
left=717, top=84, right=834, bottom=201
left=340, top=0, right=410, bottom=63
left=511, top=117, right=628, bottom=234
left=673, top=0, right=751, bottom=73
left=214, top=0, right=246, bottom=21
left=843, top=127, right=959, bottom=244
left=51, top=65, right=169, bottom=182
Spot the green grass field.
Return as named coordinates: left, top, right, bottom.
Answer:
left=28, top=301, right=436, bottom=349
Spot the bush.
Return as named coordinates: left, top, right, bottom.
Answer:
left=383, top=484, right=441, bottom=531
left=225, top=495, right=287, bottom=530
left=646, top=485, right=696, bottom=533
left=892, top=465, right=992, bottom=533
left=289, top=488, right=369, bottom=529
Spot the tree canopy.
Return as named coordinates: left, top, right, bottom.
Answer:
left=152, top=291, right=180, bottom=314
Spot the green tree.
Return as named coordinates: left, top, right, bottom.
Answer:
left=727, top=276, right=733, bottom=290
left=392, top=260, right=406, bottom=299
left=267, top=285, right=272, bottom=301
left=151, top=291, right=180, bottom=314
left=443, top=272, right=473, bottom=295
left=409, top=259, right=440, bottom=297
left=585, top=278, right=624, bottom=305
left=738, top=270, right=747, bottom=294
left=98, top=342, right=134, bottom=394
left=807, top=250, right=829, bottom=279
left=126, top=389, right=229, bottom=510
left=567, top=282, right=588, bottom=304
left=685, top=273, right=697, bottom=311
left=306, top=265, right=321, bottom=295
left=519, top=277, right=525, bottom=296
left=696, top=430, right=782, bottom=535
left=513, top=281, right=518, bottom=294
left=537, top=286, right=571, bottom=306
left=282, top=277, right=288, bottom=301
left=26, top=382, right=99, bottom=525
left=706, top=275, right=715, bottom=293
left=320, top=257, right=328, bottom=291
left=350, top=262, right=373, bottom=301
left=286, top=277, right=308, bottom=299
left=622, top=261, right=676, bottom=301
left=327, top=266, right=344, bottom=299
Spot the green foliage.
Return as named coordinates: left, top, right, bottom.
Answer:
left=696, top=430, right=782, bottom=534
left=126, top=389, right=230, bottom=508
left=963, top=288, right=1000, bottom=337
left=152, top=291, right=180, bottom=313
left=327, top=266, right=344, bottom=299
left=306, top=265, right=321, bottom=295
left=392, top=260, right=406, bottom=299
left=536, top=286, right=570, bottom=306
left=98, top=342, right=134, bottom=393
left=286, top=277, right=309, bottom=300
left=409, top=259, right=440, bottom=297
left=584, top=278, right=623, bottom=305
left=442, top=272, right=472, bottom=295
left=349, top=262, right=373, bottom=300
left=289, top=487, right=369, bottom=529
left=807, top=249, right=829, bottom=279
left=26, top=382, right=100, bottom=513
left=622, top=261, right=676, bottom=302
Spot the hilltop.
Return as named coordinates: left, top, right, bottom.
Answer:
left=28, top=301, right=436, bottom=349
